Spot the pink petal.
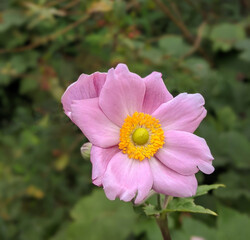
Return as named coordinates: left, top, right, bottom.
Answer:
left=142, top=71, right=173, bottom=114
left=156, top=130, right=214, bottom=175
left=91, top=145, right=120, bottom=186
left=71, top=98, right=120, bottom=148
left=99, top=64, right=146, bottom=127
left=152, top=93, right=207, bottom=133
left=198, top=161, right=215, bottom=174
left=102, top=152, right=153, bottom=204
left=149, top=157, right=198, bottom=197
left=61, top=72, right=106, bottom=119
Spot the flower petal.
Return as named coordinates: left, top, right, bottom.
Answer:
left=198, top=161, right=215, bottom=175
left=91, top=145, right=120, bottom=186
left=99, top=64, right=146, bottom=127
left=152, top=93, right=207, bottom=133
left=61, top=72, right=106, bottom=119
left=149, top=157, right=197, bottom=197
left=102, top=152, right=153, bottom=204
left=71, top=98, right=120, bottom=148
left=156, top=130, right=214, bottom=175
left=142, top=71, right=173, bottom=114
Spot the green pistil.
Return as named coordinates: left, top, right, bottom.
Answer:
left=132, top=128, right=149, bottom=145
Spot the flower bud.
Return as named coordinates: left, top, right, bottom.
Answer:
left=80, top=142, right=92, bottom=160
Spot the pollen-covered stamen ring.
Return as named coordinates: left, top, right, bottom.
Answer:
left=119, top=112, right=165, bottom=161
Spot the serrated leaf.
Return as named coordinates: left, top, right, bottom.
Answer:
left=144, top=197, right=217, bottom=216
left=195, top=184, right=225, bottom=197
left=143, top=204, right=160, bottom=216
left=165, top=198, right=217, bottom=216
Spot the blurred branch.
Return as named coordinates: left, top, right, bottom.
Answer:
left=240, top=0, right=250, bottom=15
left=0, top=15, right=89, bottom=54
left=61, top=0, right=80, bottom=11
left=154, top=0, right=193, bottom=42
left=46, top=0, right=68, bottom=7
left=179, top=21, right=207, bottom=62
left=0, top=0, right=114, bottom=54
left=68, top=134, right=85, bottom=153
left=127, top=0, right=140, bottom=10
left=153, top=0, right=213, bottom=66
left=166, top=0, right=183, bottom=21
left=183, top=0, right=205, bottom=17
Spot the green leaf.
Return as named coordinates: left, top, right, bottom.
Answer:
left=144, top=198, right=217, bottom=216
left=210, top=23, right=246, bottom=52
left=0, top=52, right=39, bottom=77
left=235, top=39, right=250, bottom=62
left=143, top=204, right=160, bottom=216
left=19, top=76, right=39, bottom=94
left=216, top=106, right=237, bottom=130
left=133, top=217, right=162, bottom=240
left=195, top=184, right=225, bottom=197
left=172, top=205, right=250, bottom=240
left=165, top=198, right=217, bottom=216
left=158, top=35, right=191, bottom=58
left=139, top=48, right=163, bottom=64
left=220, top=131, right=250, bottom=168
left=172, top=217, right=217, bottom=240
left=217, top=205, right=250, bottom=240
left=51, top=189, right=137, bottom=240
left=182, top=57, right=211, bottom=79
left=215, top=170, right=250, bottom=200
left=0, top=9, right=26, bottom=32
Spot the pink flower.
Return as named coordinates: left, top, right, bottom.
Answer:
left=62, top=64, right=214, bottom=204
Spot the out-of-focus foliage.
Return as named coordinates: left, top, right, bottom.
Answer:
left=0, top=0, right=250, bottom=239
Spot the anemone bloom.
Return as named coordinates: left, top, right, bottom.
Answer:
left=62, top=64, right=214, bottom=204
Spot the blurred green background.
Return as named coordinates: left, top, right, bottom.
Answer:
left=1, top=0, right=250, bottom=239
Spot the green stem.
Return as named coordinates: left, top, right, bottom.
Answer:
left=156, top=212, right=172, bottom=240
left=157, top=194, right=162, bottom=209
left=155, top=195, right=172, bottom=240
left=163, top=196, right=173, bottom=209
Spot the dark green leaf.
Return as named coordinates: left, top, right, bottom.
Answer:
left=165, top=198, right=217, bottom=216
left=195, top=184, right=225, bottom=197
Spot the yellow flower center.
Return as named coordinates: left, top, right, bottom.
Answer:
left=119, top=112, right=165, bottom=161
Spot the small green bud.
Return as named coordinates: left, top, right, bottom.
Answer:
left=80, top=142, right=92, bottom=160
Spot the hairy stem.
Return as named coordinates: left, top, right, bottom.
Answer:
left=156, top=212, right=172, bottom=240
left=155, top=195, right=172, bottom=240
